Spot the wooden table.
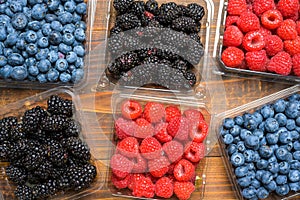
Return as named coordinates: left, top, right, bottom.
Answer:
left=0, top=0, right=296, bottom=199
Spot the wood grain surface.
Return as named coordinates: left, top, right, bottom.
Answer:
left=0, top=0, right=297, bottom=199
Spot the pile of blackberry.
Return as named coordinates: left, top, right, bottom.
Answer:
left=0, top=95, right=97, bottom=200
left=106, top=0, right=205, bottom=90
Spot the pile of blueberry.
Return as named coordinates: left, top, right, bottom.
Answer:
left=220, top=93, right=300, bottom=199
left=0, top=0, right=87, bottom=84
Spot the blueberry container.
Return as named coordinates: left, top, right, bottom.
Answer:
left=214, top=85, right=300, bottom=199
left=0, top=0, right=98, bottom=89
left=214, top=0, right=300, bottom=84
left=0, top=87, right=104, bottom=199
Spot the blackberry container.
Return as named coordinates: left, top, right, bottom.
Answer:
left=0, top=87, right=104, bottom=199
left=213, top=0, right=300, bottom=84
left=0, top=0, right=98, bottom=90
left=213, top=85, right=300, bottom=199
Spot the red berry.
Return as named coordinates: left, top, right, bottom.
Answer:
left=143, top=102, right=165, bottom=123
left=184, top=109, right=205, bottom=123
left=116, top=137, right=139, bottom=158
left=225, top=16, right=240, bottom=28
left=267, top=51, right=292, bottom=75
left=257, top=27, right=272, bottom=39
left=284, top=37, right=300, bottom=56
left=128, top=173, right=145, bottom=190
left=167, top=162, right=177, bottom=175
left=132, top=177, right=155, bottom=198
left=189, top=120, right=209, bottom=143
left=110, top=154, right=134, bottom=179
left=132, top=154, right=147, bottom=173
left=277, top=0, right=299, bottom=18
left=292, top=54, right=300, bottom=76
left=148, top=156, right=170, bottom=177
left=261, top=10, right=283, bottom=29
left=221, top=47, right=245, bottom=68
left=174, top=181, right=195, bottom=200
left=163, top=140, right=184, bottom=163
left=121, top=100, right=142, bottom=120
left=184, top=142, right=206, bottom=163
left=265, top=35, right=284, bottom=56
left=134, top=118, right=154, bottom=139
left=253, top=0, right=275, bottom=16
left=277, top=19, right=298, bottom=41
left=173, top=159, right=195, bottom=181
left=167, top=117, right=190, bottom=141
left=155, top=177, right=174, bottom=198
left=165, top=106, right=181, bottom=123
left=154, top=122, right=172, bottom=143
left=227, top=0, right=247, bottom=15
left=242, top=31, right=265, bottom=52
left=296, top=21, right=300, bottom=35
left=112, top=174, right=131, bottom=189
left=238, top=12, right=260, bottom=33
left=115, top=117, right=135, bottom=139
left=223, top=25, right=244, bottom=47
left=140, top=137, right=162, bottom=160
left=245, top=50, right=268, bottom=72
left=144, top=11, right=154, bottom=20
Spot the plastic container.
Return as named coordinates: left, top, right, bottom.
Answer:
left=0, top=87, right=104, bottom=200
left=0, top=0, right=98, bottom=90
left=213, top=85, right=300, bottom=200
left=213, top=0, right=300, bottom=84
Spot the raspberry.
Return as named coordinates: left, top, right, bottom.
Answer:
left=140, top=137, right=162, bottom=160
left=284, top=37, right=300, bottom=56
left=112, top=174, right=131, bottom=189
left=132, top=177, right=155, bottom=198
left=163, top=140, right=184, bottom=163
left=115, top=118, right=136, bottom=139
left=128, top=173, right=145, bottom=190
left=261, top=10, right=283, bottom=30
left=223, top=25, right=244, bottom=47
left=245, top=50, right=268, bottom=72
left=267, top=51, right=292, bottom=75
left=132, top=154, right=147, bottom=173
left=265, top=35, right=284, bottom=56
left=134, top=118, right=154, bottom=139
left=143, top=102, right=165, bottom=123
left=110, top=154, right=134, bottom=178
left=225, top=16, right=240, bottom=28
left=184, top=142, right=206, bottom=163
left=189, top=119, right=209, bottom=143
left=148, top=156, right=170, bottom=177
left=121, top=100, right=142, bottom=120
left=167, top=162, right=177, bottom=175
left=296, top=21, right=300, bottom=35
left=277, top=0, right=299, bottom=18
left=184, top=109, right=205, bottom=124
left=277, top=19, right=298, bottom=41
left=242, top=31, right=265, bottom=52
left=253, top=0, right=275, bottom=16
left=227, top=0, right=247, bottom=15
left=155, top=177, right=174, bottom=198
left=165, top=106, right=181, bottom=123
left=292, top=54, right=300, bottom=76
left=173, top=159, right=195, bottom=181
left=258, top=27, right=272, bottom=40
left=238, top=12, right=260, bottom=33
left=174, top=181, right=195, bottom=200
left=116, top=137, right=139, bottom=158
left=221, top=47, right=244, bottom=68
left=167, top=117, right=190, bottom=141
left=154, top=122, right=172, bottom=143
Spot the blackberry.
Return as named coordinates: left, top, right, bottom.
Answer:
left=120, top=64, right=154, bottom=87
left=7, top=139, right=27, bottom=162
left=22, top=106, right=47, bottom=133
left=145, top=0, right=159, bottom=15
left=187, top=3, right=205, bottom=21
left=10, top=124, right=26, bottom=141
left=107, top=62, right=122, bottom=79
left=169, top=70, right=190, bottom=90
left=189, top=33, right=202, bottom=45
left=172, top=59, right=189, bottom=72
left=157, top=2, right=180, bottom=24
left=185, top=42, right=204, bottom=65
left=114, top=51, right=140, bottom=72
left=64, top=119, right=81, bottom=138
left=5, top=165, right=27, bottom=184
left=153, top=64, right=172, bottom=88
left=171, top=17, right=200, bottom=33
left=33, top=179, right=59, bottom=199
left=123, top=34, right=142, bottom=51
left=30, top=129, right=47, bottom=142
left=116, top=13, right=141, bottom=31
left=110, top=26, right=122, bottom=36
left=113, top=0, right=134, bottom=14
left=34, top=160, right=53, bottom=180
left=108, top=34, right=124, bottom=57
left=155, top=46, right=180, bottom=61
left=143, top=55, right=160, bottom=64
left=47, top=95, right=74, bottom=117
left=62, top=137, right=91, bottom=162
left=159, top=59, right=172, bottom=66
left=14, top=185, right=35, bottom=200
left=0, top=116, right=18, bottom=129
left=22, top=148, right=46, bottom=171
left=41, top=115, right=69, bottom=132
left=161, top=30, right=189, bottom=50
left=129, top=1, right=145, bottom=17
left=46, top=130, right=65, bottom=141
left=135, top=21, right=163, bottom=41
left=46, top=140, right=68, bottom=166
left=177, top=5, right=188, bottom=16
left=184, top=71, right=197, bottom=87
left=0, top=128, right=10, bottom=142
left=0, top=140, right=11, bottom=160
left=134, top=48, right=157, bottom=60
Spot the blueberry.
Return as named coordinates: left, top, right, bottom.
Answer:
left=223, top=118, right=235, bottom=129
left=59, top=72, right=71, bottom=83
left=252, top=151, right=260, bottom=162
left=260, top=105, right=275, bottom=119
left=266, top=132, right=279, bottom=145
left=37, top=73, right=47, bottom=83
left=51, top=21, right=63, bottom=32
left=0, top=55, right=7, bottom=67
left=22, top=7, right=31, bottom=19
left=289, top=93, right=300, bottom=102
left=265, top=180, right=277, bottom=191
left=251, top=179, right=261, bottom=189
left=46, top=68, right=59, bottom=82
left=227, top=144, right=237, bottom=155
left=256, top=187, right=269, bottom=199
left=11, top=66, right=28, bottom=80
left=11, top=13, right=28, bottom=30
left=231, top=153, right=245, bottom=167
left=28, top=65, right=39, bottom=76
left=73, top=45, right=85, bottom=57
left=31, top=4, right=47, bottom=20
left=16, top=38, right=26, bottom=50
left=45, top=14, right=58, bottom=23
left=285, top=101, right=300, bottom=119
left=0, top=65, right=12, bottom=79
left=35, top=48, right=49, bottom=61
left=282, top=142, right=294, bottom=151
left=37, top=37, right=49, bottom=48
left=273, top=99, right=286, bottom=113
left=71, top=68, right=84, bottom=83
left=47, top=0, right=60, bottom=11
left=279, top=161, right=290, bottom=174
left=287, top=119, right=296, bottom=131
left=25, top=30, right=38, bottom=43
left=289, top=182, right=300, bottom=192
left=259, top=145, right=273, bottom=159
left=275, top=147, right=289, bottom=161
left=25, top=58, right=36, bottom=67
left=28, top=0, right=44, bottom=5
left=75, top=2, right=86, bottom=15
left=4, top=48, right=13, bottom=57
left=235, top=165, right=249, bottom=177
left=291, top=160, right=300, bottom=170
left=74, top=0, right=84, bottom=2
left=72, top=12, right=81, bottom=23
left=252, top=112, right=263, bottom=124
left=22, top=51, right=28, bottom=59
left=75, top=57, right=84, bottom=68
left=296, top=117, right=300, bottom=126
left=238, top=176, right=252, bottom=188
left=37, top=59, right=51, bottom=73
left=5, top=32, right=18, bottom=46
left=258, top=121, right=265, bottom=132
left=62, top=32, right=75, bottom=46
left=276, top=184, right=290, bottom=196
left=245, top=135, right=259, bottom=149
left=0, top=4, right=6, bottom=14
left=26, top=43, right=38, bottom=55
left=240, top=129, right=252, bottom=140
left=64, top=0, right=76, bottom=13
left=7, top=53, right=24, bottom=66
left=74, top=28, right=85, bottom=42
left=242, top=187, right=257, bottom=199
left=236, top=141, right=246, bottom=153
left=261, top=171, right=273, bottom=185
left=243, top=149, right=254, bottom=162
left=279, top=131, right=293, bottom=144
left=58, top=43, right=72, bottom=54
left=293, top=151, right=300, bottom=160
left=268, top=155, right=278, bottom=163
left=252, top=129, right=263, bottom=140
left=9, top=1, right=22, bottom=13
left=54, top=4, right=64, bottom=15
left=276, top=175, right=288, bottom=185
left=49, top=31, right=62, bottom=45
left=264, top=118, right=279, bottom=133
left=55, top=58, right=68, bottom=72
left=47, top=50, right=58, bottom=63
left=256, top=159, right=268, bottom=169
left=288, top=170, right=300, bottom=182
left=275, top=113, right=287, bottom=127
left=234, top=116, right=244, bottom=126
left=59, top=12, right=73, bottom=25
left=255, top=170, right=265, bottom=181
left=68, top=64, right=76, bottom=72
left=220, top=127, right=228, bottom=136
left=244, top=117, right=258, bottom=131
left=5, top=7, right=14, bottom=17
left=294, top=141, right=300, bottom=151
left=42, top=23, right=52, bottom=36
left=26, top=20, right=41, bottom=31
left=223, top=134, right=234, bottom=145
left=63, top=24, right=75, bottom=34
left=0, top=25, right=7, bottom=41
left=268, top=162, right=280, bottom=174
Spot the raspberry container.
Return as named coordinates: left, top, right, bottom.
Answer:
left=0, top=87, right=104, bottom=199
left=213, top=0, right=300, bottom=84
left=213, top=85, right=300, bottom=200
left=0, top=0, right=99, bottom=90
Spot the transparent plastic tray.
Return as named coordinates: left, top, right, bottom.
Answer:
left=213, top=85, right=300, bottom=200
left=0, top=87, right=104, bottom=200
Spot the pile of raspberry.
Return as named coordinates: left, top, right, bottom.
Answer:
left=221, top=0, right=300, bottom=76
left=110, top=100, right=209, bottom=200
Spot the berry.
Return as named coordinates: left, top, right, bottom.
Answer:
left=15, top=185, right=35, bottom=200
left=154, top=122, right=172, bottom=143
left=113, top=0, right=134, bottom=14
left=296, top=21, right=300, bottom=35
left=47, top=95, right=74, bottom=117
left=277, top=19, right=298, bottom=41
left=158, top=2, right=180, bottom=24
left=167, top=117, right=190, bottom=141
left=116, top=137, right=139, bottom=158
left=184, top=109, right=205, bottom=124
left=238, top=12, right=260, bottom=33
left=284, top=37, right=300, bottom=56
left=242, top=31, right=265, bottom=52
left=46, top=140, right=68, bottom=167
left=223, top=25, right=244, bottom=47
left=6, top=165, right=27, bottom=184
left=112, top=174, right=130, bottom=189
left=110, top=154, right=133, bottom=178
left=148, top=156, right=170, bottom=177
left=132, top=177, right=155, bottom=198
left=145, top=0, right=159, bottom=15
left=261, top=9, right=283, bottom=30
left=143, top=102, right=165, bottom=123
left=115, top=118, right=136, bottom=139
left=22, top=106, right=47, bottom=133
left=121, top=100, right=142, bottom=120
left=171, top=17, right=199, bottom=33
left=135, top=118, right=154, bottom=139
left=267, top=51, right=292, bottom=75
left=132, top=154, right=147, bottom=173
left=62, top=137, right=91, bottom=162
left=128, top=173, right=145, bottom=190
left=184, top=142, right=206, bottom=163
left=221, top=47, right=244, bottom=68
left=116, top=13, right=141, bottom=31
left=227, top=0, right=247, bottom=15
left=245, top=50, right=268, bottom=72
left=64, top=119, right=81, bottom=138
left=173, top=181, right=195, bottom=200
left=163, top=140, right=184, bottom=163
left=277, top=0, right=299, bottom=18
left=293, top=54, right=300, bottom=76
left=155, top=177, right=174, bottom=198
left=139, top=137, right=162, bottom=160
left=225, top=16, right=240, bottom=28
left=186, top=3, right=205, bottom=21
left=173, top=159, right=195, bottom=181
left=258, top=27, right=272, bottom=39
left=165, top=106, right=181, bottom=123
left=252, top=0, right=275, bottom=16
left=265, top=35, right=284, bottom=57
left=190, top=119, right=209, bottom=143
